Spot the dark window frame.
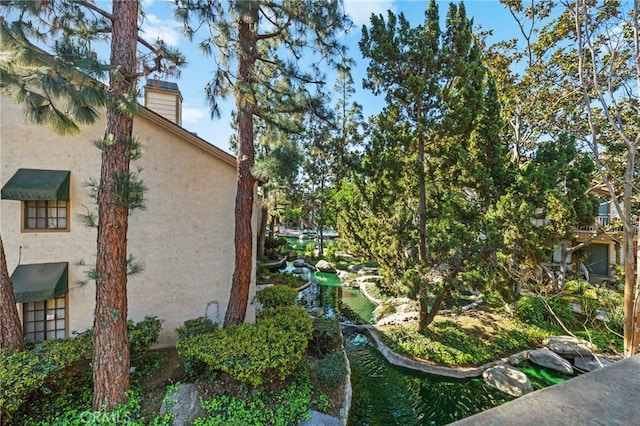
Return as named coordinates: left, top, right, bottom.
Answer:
left=23, top=200, right=69, bottom=231
left=23, top=295, right=67, bottom=342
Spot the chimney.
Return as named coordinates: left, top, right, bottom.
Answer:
left=144, top=79, right=183, bottom=126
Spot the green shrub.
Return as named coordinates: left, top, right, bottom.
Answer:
left=314, top=351, right=346, bottom=390
left=309, top=318, right=343, bottom=356
left=305, top=242, right=316, bottom=255
left=175, top=317, right=218, bottom=340
left=482, top=292, right=505, bottom=307
left=175, top=318, right=220, bottom=378
left=255, top=285, right=298, bottom=311
left=335, top=261, right=349, bottom=270
left=177, top=306, right=312, bottom=387
left=566, top=280, right=589, bottom=295
left=264, top=236, right=288, bottom=254
left=605, top=304, right=624, bottom=335
left=195, top=378, right=312, bottom=426
left=575, top=328, right=623, bottom=354
left=380, top=320, right=551, bottom=366
left=128, top=316, right=163, bottom=364
left=516, top=295, right=576, bottom=331
left=0, top=332, right=92, bottom=419
left=311, top=393, right=332, bottom=414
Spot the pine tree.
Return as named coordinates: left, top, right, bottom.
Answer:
left=0, top=0, right=183, bottom=409
left=352, top=0, right=514, bottom=331
left=175, top=0, right=352, bottom=326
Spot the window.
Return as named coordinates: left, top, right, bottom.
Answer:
left=24, top=200, right=68, bottom=230
left=23, top=296, right=67, bottom=342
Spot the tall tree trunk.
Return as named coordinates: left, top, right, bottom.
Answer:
left=318, top=175, right=325, bottom=257
left=258, top=204, right=267, bottom=259
left=557, top=240, right=568, bottom=292
left=224, top=4, right=258, bottom=327
left=0, top=234, right=26, bottom=353
left=92, top=0, right=137, bottom=410
left=623, top=144, right=637, bottom=357
left=423, top=281, right=453, bottom=328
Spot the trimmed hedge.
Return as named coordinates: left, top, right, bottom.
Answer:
left=255, top=285, right=298, bottom=311
left=177, top=306, right=313, bottom=387
left=0, top=332, right=92, bottom=419
left=175, top=316, right=218, bottom=340
left=1, top=316, right=162, bottom=420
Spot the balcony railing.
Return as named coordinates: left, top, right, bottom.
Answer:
left=578, top=215, right=623, bottom=232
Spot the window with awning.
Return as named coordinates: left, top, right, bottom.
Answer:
left=1, top=169, right=70, bottom=201
left=1, top=169, right=71, bottom=231
left=11, top=262, right=68, bottom=303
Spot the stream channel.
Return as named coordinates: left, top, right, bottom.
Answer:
left=291, top=267, right=569, bottom=426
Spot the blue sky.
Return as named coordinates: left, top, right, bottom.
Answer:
left=139, top=0, right=521, bottom=153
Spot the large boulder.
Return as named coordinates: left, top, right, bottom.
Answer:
left=160, top=383, right=205, bottom=426
left=508, top=351, right=529, bottom=367
left=573, top=354, right=614, bottom=372
left=316, top=259, right=337, bottom=273
left=482, top=364, right=533, bottom=397
left=528, top=348, right=574, bottom=374
left=543, top=335, right=596, bottom=357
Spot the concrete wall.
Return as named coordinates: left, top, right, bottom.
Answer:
left=0, top=96, right=257, bottom=346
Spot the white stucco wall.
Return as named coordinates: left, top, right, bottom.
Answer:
left=1, top=95, right=257, bottom=346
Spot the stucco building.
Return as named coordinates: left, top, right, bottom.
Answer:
left=0, top=80, right=257, bottom=346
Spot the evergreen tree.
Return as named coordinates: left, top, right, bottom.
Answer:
left=497, top=0, right=640, bottom=355
left=0, top=0, right=183, bottom=409
left=350, top=1, right=513, bottom=331
left=175, top=0, right=352, bottom=326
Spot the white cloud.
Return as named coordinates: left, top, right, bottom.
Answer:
left=140, top=13, right=181, bottom=46
left=344, top=0, right=396, bottom=26
left=182, top=105, right=205, bottom=125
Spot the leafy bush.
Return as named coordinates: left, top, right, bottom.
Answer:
left=0, top=332, right=92, bottom=419
left=314, top=351, right=346, bottom=389
left=575, top=328, right=623, bottom=354
left=605, top=304, right=624, bottom=335
left=177, top=306, right=313, bottom=387
left=305, top=242, right=316, bottom=256
left=311, top=393, right=332, bottom=414
left=255, top=285, right=298, bottom=311
left=516, top=295, right=576, bottom=331
left=128, top=316, right=163, bottom=364
left=335, top=261, right=349, bottom=270
left=264, top=236, right=288, bottom=255
left=195, top=378, right=312, bottom=426
left=309, top=318, right=343, bottom=356
left=175, top=317, right=218, bottom=340
left=566, top=280, right=589, bottom=295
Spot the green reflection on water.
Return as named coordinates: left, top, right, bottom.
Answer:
left=314, top=272, right=377, bottom=324
left=346, top=333, right=514, bottom=426
left=520, top=364, right=570, bottom=389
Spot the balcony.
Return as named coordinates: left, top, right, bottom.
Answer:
left=578, top=215, right=623, bottom=232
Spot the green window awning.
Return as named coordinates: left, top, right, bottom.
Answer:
left=1, top=169, right=70, bottom=201
left=12, top=262, right=68, bottom=303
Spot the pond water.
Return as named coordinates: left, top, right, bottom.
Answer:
left=295, top=270, right=570, bottom=425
